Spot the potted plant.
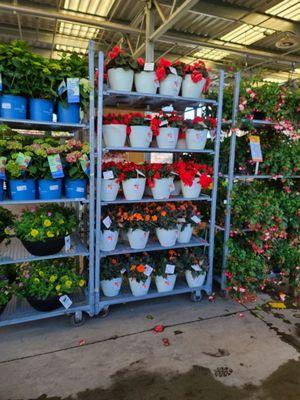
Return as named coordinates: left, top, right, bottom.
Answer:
left=175, top=161, right=213, bottom=198
left=0, top=278, right=12, bottom=315
left=181, top=60, right=211, bottom=98
left=127, top=112, right=153, bottom=148
left=99, top=208, right=119, bottom=252
left=134, top=57, right=157, bottom=94
left=122, top=208, right=152, bottom=250
left=177, top=202, right=201, bottom=243
left=118, top=162, right=146, bottom=200
left=184, top=116, right=209, bottom=149
left=0, top=206, right=14, bottom=244
left=156, top=58, right=184, bottom=96
left=152, top=203, right=179, bottom=247
left=14, top=204, right=77, bottom=256
left=150, top=111, right=183, bottom=149
left=100, top=256, right=123, bottom=297
left=101, top=161, right=123, bottom=201
left=64, top=139, right=90, bottom=199
left=125, top=252, right=153, bottom=296
left=106, top=45, right=137, bottom=92
left=103, top=113, right=127, bottom=148
left=15, top=258, right=85, bottom=312
left=146, top=163, right=175, bottom=200
left=153, top=250, right=182, bottom=293
left=183, top=248, right=208, bottom=288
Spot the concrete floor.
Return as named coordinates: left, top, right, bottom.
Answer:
left=0, top=293, right=299, bottom=400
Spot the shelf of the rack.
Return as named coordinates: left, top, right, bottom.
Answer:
left=102, top=146, right=214, bottom=154
left=100, top=236, right=208, bottom=257
left=0, top=291, right=89, bottom=327
left=0, top=118, right=87, bottom=131
left=103, top=89, right=217, bottom=111
left=101, top=194, right=212, bottom=205
left=0, top=196, right=89, bottom=206
left=222, top=119, right=276, bottom=127
left=98, top=279, right=206, bottom=307
left=220, top=174, right=300, bottom=180
left=0, top=235, right=89, bottom=265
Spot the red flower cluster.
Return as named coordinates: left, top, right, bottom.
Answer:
left=183, top=60, right=210, bottom=87
left=108, top=45, right=121, bottom=60
left=155, top=57, right=172, bottom=81
left=175, top=161, right=213, bottom=188
left=103, top=113, right=128, bottom=125
left=117, top=162, right=146, bottom=182
left=145, top=163, right=173, bottom=188
left=137, top=57, right=145, bottom=67
left=150, top=111, right=183, bottom=136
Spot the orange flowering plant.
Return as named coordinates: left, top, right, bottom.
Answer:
left=153, top=250, right=183, bottom=278
left=124, top=252, right=153, bottom=283
left=101, top=256, right=123, bottom=281
left=101, top=207, right=120, bottom=231
left=122, top=208, right=155, bottom=232
left=148, top=202, right=179, bottom=230
left=181, top=248, right=209, bottom=278
left=177, top=201, right=202, bottom=228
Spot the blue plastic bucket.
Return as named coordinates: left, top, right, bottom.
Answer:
left=65, top=178, right=87, bottom=199
left=9, top=179, right=36, bottom=201
left=0, top=180, right=4, bottom=201
left=29, top=98, right=54, bottom=122
left=0, top=94, right=27, bottom=120
left=57, top=102, right=80, bottom=124
left=38, top=179, right=62, bottom=200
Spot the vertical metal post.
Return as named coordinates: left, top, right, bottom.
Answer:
left=145, top=1, right=154, bottom=62
left=88, top=40, right=95, bottom=316
left=207, top=70, right=224, bottom=294
left=94, top=51, right=104, bottom=315
left=221, top=72, right=241, bottom=291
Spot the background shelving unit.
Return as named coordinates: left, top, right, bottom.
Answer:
left=0, top=41, right=96, bottom=327
left=95, top=51, right=224, bottom=315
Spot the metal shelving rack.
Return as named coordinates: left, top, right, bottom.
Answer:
left=216, top=72, right=300, bottom=293
left=0, top=41, right=96, bottom=327
left=95, top=51, right=224, bottom=314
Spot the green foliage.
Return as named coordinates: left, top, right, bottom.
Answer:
left=124, top=253, right=153, bottom=283
left=100, top=257, right=123, bottom=281
left=181, top=248, right=208, bottom=278
left=0, top=278, right=12, bottom=307
left=153, top=250, right=183, bottom=278
left=0, top=207, right=14, bottom=242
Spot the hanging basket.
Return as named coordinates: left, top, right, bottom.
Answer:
left=21, top=237, right=65, bottom=256
left=27, top=295, right=61, bottom=312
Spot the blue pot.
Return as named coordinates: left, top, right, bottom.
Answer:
left=29, top=98, right=54, bottom=122
left=0, top=180, right=4, bottom=201
left=38, top=179, right=62, bottom=200
left=65, top=178, right=87, bottom=199
left=57, top=102, right=80, bottom=124
left=9, top=179, right=36, bottom=201
left=0, top=94, right=27, bottom=120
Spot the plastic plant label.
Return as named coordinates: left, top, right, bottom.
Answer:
left=76, top=187, right=84, bottom=193
left=249, top=135, right=263, bottom=162
left=47, top=154, right=64, bottom=179
left=49, top=185, right=59, bottom=191
left=121, top=268, right=126, bottom=274
left=16, top=185, right=26, bottom=191
left=144, top=62, right=155, bottom=71
left=103, top=216, right=112, bottom=229
left=65, top=235, right=71, bottom=251
left=136, top=169, right=146, bottom=177
left=59, top=295, right=72, bottom=309
left=79, top=154, right=90, bottom=176
left=1, top=103, right=11, bottom=110
left=103, top=170, right=114, bottom=180
left=191, top=264, right=201, bottom=271
left=16, top=153, right=31, bottom=169
left=170, top=171, right=179, bottom=176
left=67, top=78, right=80, bottom=103
left=169, top=66, right=177, bottom=75
left=0, top=73, right=2, bottom=91
left=165, top=264, right=175, bottom=274
left=191, top=215, right=201, bottom=224
left=0, top=156, right=7, bottom=180
left=160, top=120, right=168, bottom=126
left=58, top=79, right=67, bottom=96
left=144, top=264, right=153, bottom=277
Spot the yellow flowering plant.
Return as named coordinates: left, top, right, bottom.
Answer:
left=15, top=258, right=86, bottom=300
left=14, top=204, right=77, bottom=242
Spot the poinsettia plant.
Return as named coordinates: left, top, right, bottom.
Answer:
left=146, top=163, right=174, bottom=188
left=153, top=249, right=183, bottom=277
left=117, top=162, right=146, bottom=182
left=150, top=111, right=183, bottom=136
left=106, top=45, right=137, bottom=70
left=100, top=256, right=123, bottom=281
left=124, top=252, right=153, bottom=283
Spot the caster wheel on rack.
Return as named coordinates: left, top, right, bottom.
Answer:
left=70, top=311, right=87, bottom=327
left=98, top=307, right=110, bottom=318
left=191, top=292, right=202, bottom=302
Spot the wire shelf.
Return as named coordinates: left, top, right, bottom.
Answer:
left=0, top=118, right=87, bottom=131
left=101, top=194, right=212, bottom=205
left=102, top=146, right=214, bottom=154
left=0, top=196, right=89, bottom=206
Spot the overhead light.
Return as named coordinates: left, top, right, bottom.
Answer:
left=275, top=33, right=298, bottom=49
left=266, top=0, right=300, bottom=21
left=194, top=49, right=230, bottom=61
left=220, top=24, right=275, bottom=45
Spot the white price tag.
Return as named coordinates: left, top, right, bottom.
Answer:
left=144, top=62, right=154, bottom=71
left=191, top=264, right=201, bottom=272
left=76, top=187, right=84, bottom=193
left=103, top=170, right=114, bottom=180
left=160, top=120, right=168, bottom=126
left=1, top=103, right=11, bottom=110
left=170, top=171, right=179, bottom=176
left=136, top=169, right=146, bottom=177
left=169, top=66, right=177, bottom=75
left=16, top=185, right=26, bottom=191
left=49, top=185, right=59, bottom=191
left=144, top=264, right=153, bottom=277
left=65, top=235, right=71, bottom=251
left=103, top=216, right=112, bottom=229
left=121, top=268, right=126, bottom=274
left=59, top=295, right=72, bottom=309
left=165, top=264, right=175, bottom=274
left=191, top=215, right=201, bottom=224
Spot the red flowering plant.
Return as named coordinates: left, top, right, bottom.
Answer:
left=135, top=57, right=147, bottom=72
left=155, top=58, right=185, bottom=81
left=184, top=116, right=206, bottom=130
left=183, top=60, right=211, bottom=91
left=175, top=160, right=213, bottom=188
left=102, top=161, right=123, bottom=180
left=126, top=112, right=152, bottom=135
left=205, top=117, right=217, bottom=130
left=145, top=163, right=175, bottom=188
left=150, top=111, right=183, bottom=136
left=106, top=45, right=137, bottom=70
left=103, top=113, right=128, bottom=125
left=117, top=162, right=146, bottom=182
left=177, top=201, right=202, bottom=229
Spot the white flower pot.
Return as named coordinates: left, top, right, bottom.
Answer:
left=157, top=127, right=179, bottom=149
left=159, top=74, right=182, bottom=96
left=185, top=270, right=206, bottom=288
left=100, top=229, right=119, bottom=251
left=122, top=178, right=146, bottom=200
left=108, top=67, right=134, bottom=92
left=101, top=277, right=122, bottom=297
left=101, top=178, right=120, bottom=201
left=171, top=180, right=181, bottom=196
left=177, top=223, right=193, bottom=243
left=103, top=124, right=126, bottom=147
left=181, top=178, right=201, bottom=199
left=134, top=71, right=157, bottom=94
left=156, top=228, right=178, bottom=247
left=155, top=274, right=177, bottom=293
left=176, top=138, right=187, bottom=149
left=129, top=125, right=153, bottom=148
left=151, top=177, right=173, bottom=200
left=186, top=129, right=208, bottom=149
left=129, top=277, right=151, bottom=297
left=182, top=75, right=206, bottom=98
left=127, top=229, right=149, bottom=249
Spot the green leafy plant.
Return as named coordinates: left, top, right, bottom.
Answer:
left=153, top=250, right=183, bottom=278
left=124, top=252, right=153, bottom=283
left=0, top=278, right=12, bottom=307
left=181, top=248, right=208, bottom=277
left=0, top=207, right=14, bottom=243
left=100, top=257, right=123, bottom=281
